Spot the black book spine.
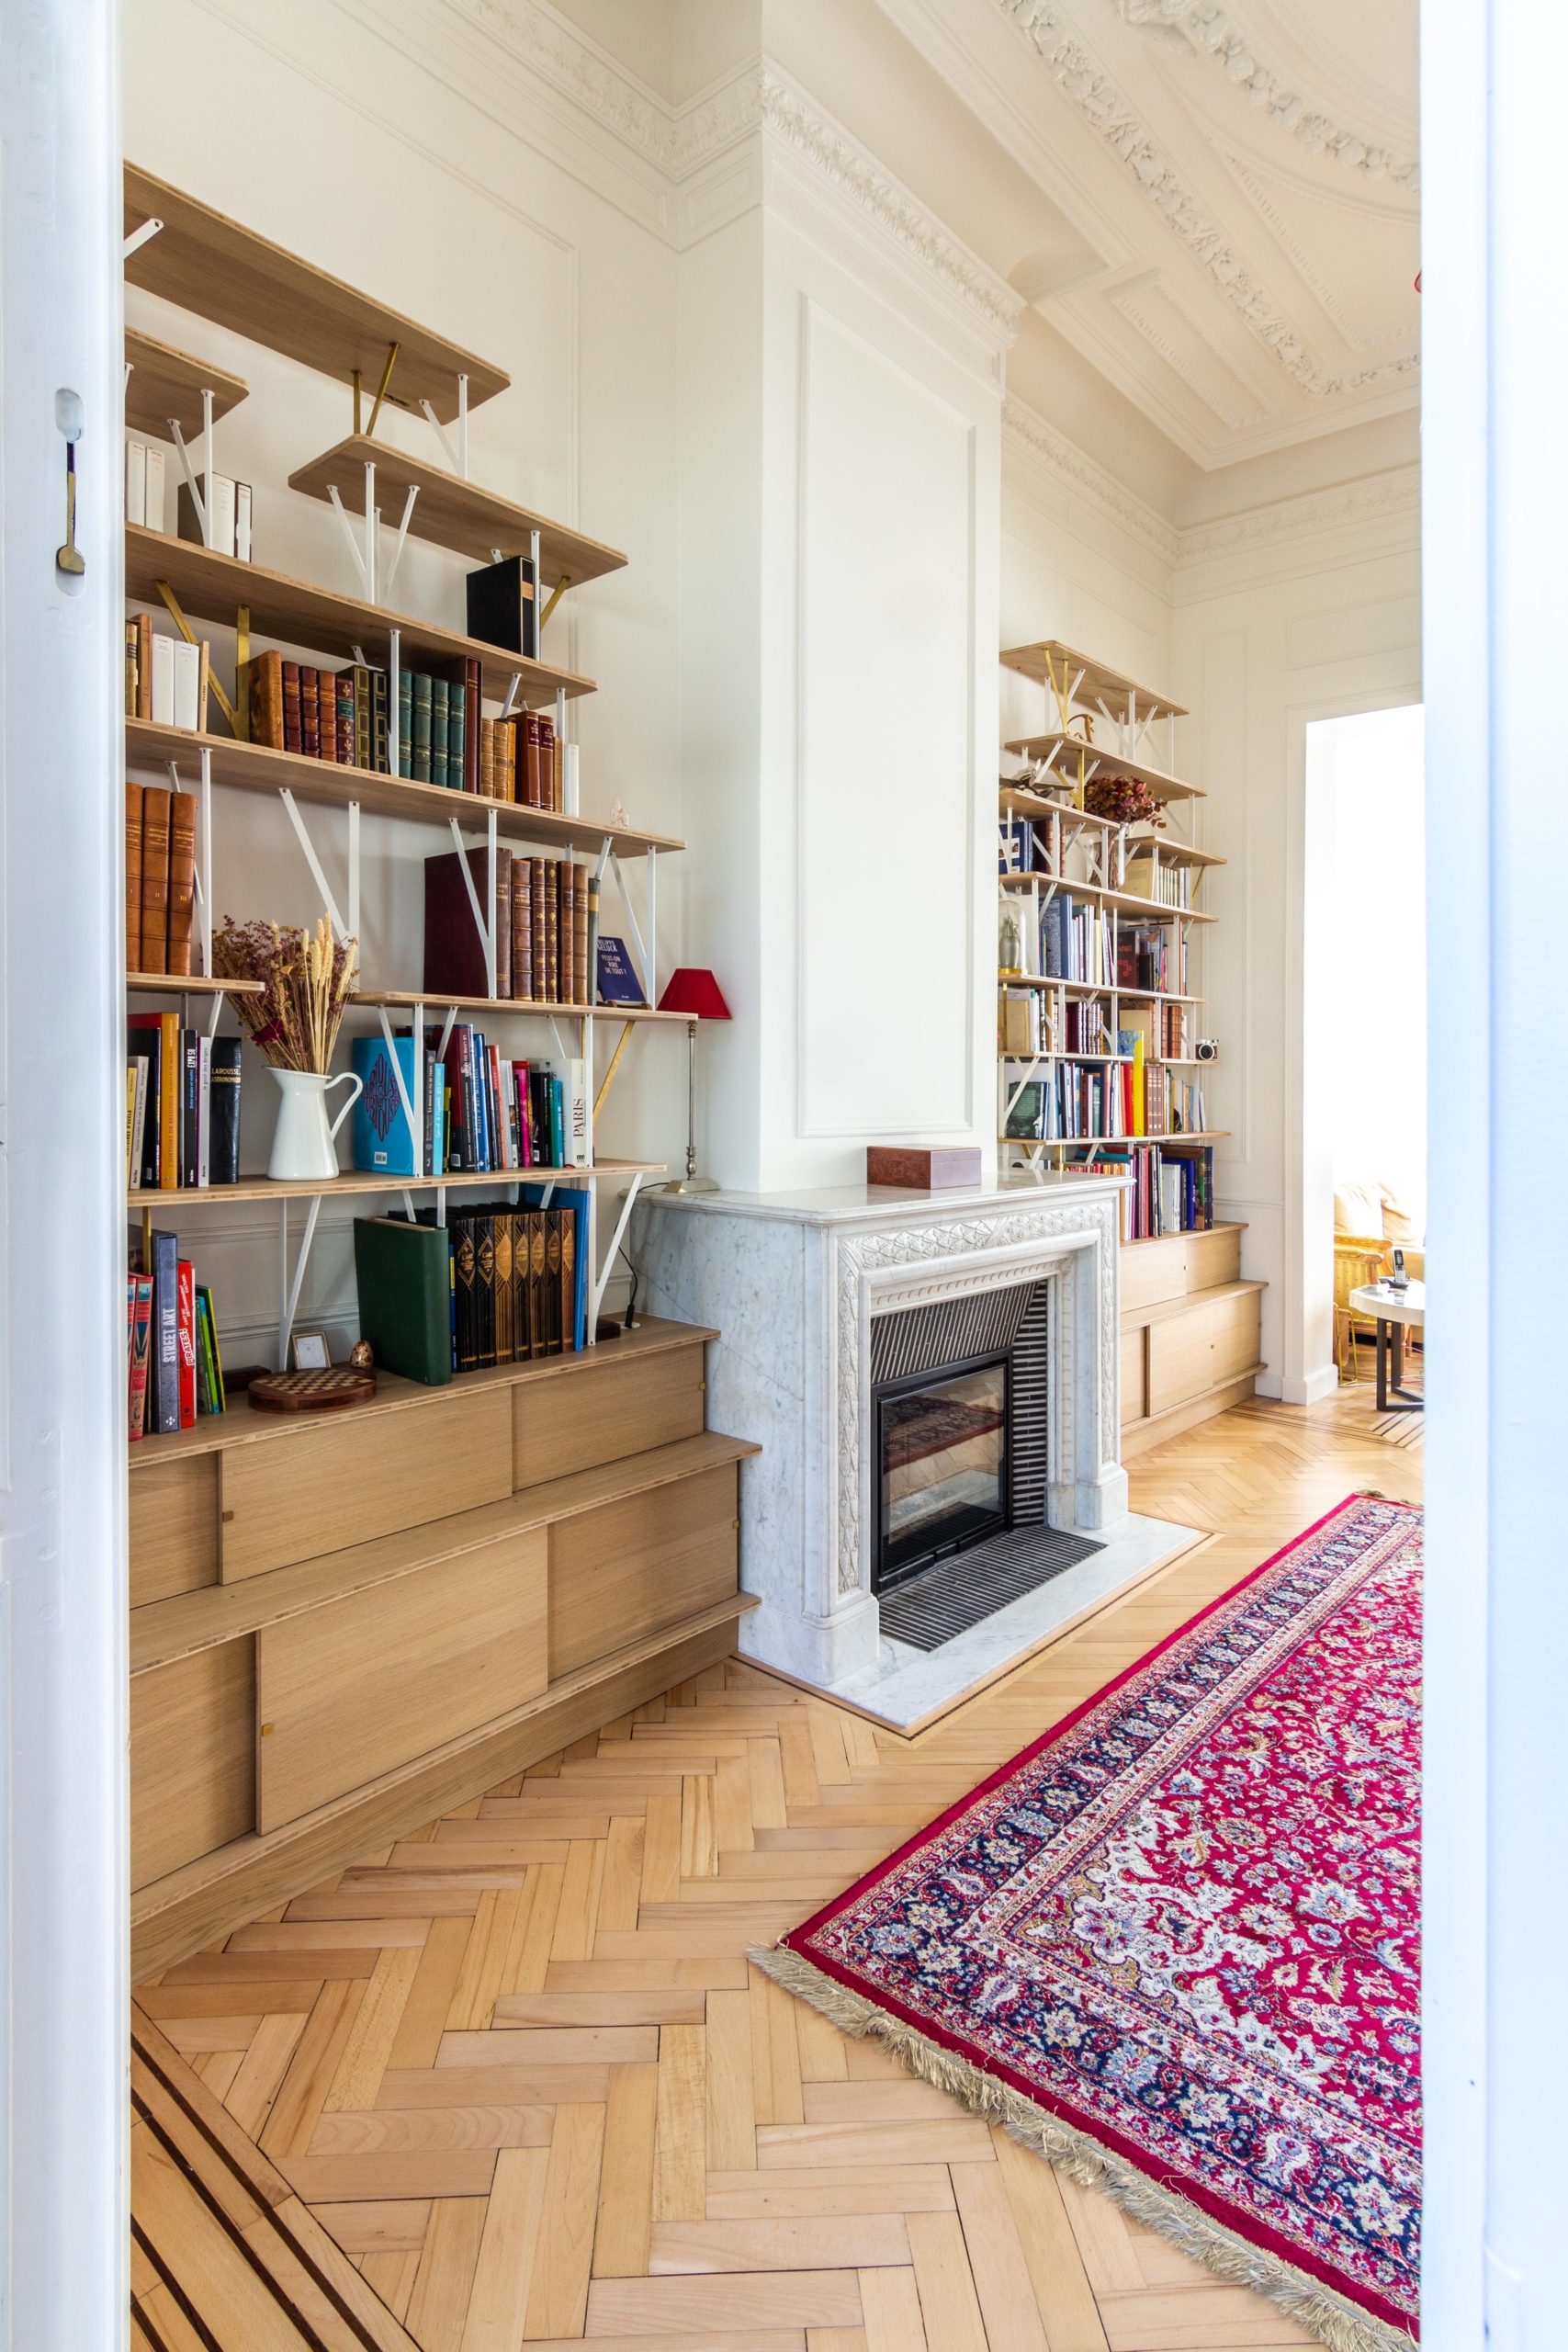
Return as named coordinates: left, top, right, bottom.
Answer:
left=180, top=1028, right=200, bottom=1188
left=152, top=1229, right=180, bottom=1434
left=372, top=668, right=389, bottom=775
left=476, top=1213, right=496, bottom=1369
left=453, top=1215, right=477, bottom=1373
left=130, top=1021, right=162, bottom=1190
left=209, top=1036, right=243, bottom=1184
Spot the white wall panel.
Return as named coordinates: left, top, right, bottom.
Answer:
left=797, top=302, right=974, bottom=1136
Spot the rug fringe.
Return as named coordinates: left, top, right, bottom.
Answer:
left=751, top=1942, right=1416, bottom=2352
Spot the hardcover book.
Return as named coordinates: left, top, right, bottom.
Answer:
left=595, top=936, right=645, bottom=1005
left=352, top=1033, right=420, bottom=1177
left=353, top=1216, right=454, bottom=1385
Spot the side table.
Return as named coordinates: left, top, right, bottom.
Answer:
left=1348, top=1279, right=1426, bottom=1413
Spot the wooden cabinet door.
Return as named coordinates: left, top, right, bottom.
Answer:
left=220, top=1387, right=512, bottom=1583
left=514, top=1343, right=705, bottom=1489
left=1120, top=1325, right=1147, bottom=1427
left=1146, top=1306, right=1214, bottom=1419
left=549, top=1464, right=739, bottom=1679
left=131, top=1638, right=254, bottom=1890
left=255, top=1525, right=547, bottom=1831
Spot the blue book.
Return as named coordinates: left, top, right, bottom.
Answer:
left=352, top=1035, right=420, bottom=1176
left=595, top=936, right=646, bottom=1006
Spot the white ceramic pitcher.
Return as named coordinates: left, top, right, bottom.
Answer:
left=266, top=1068, right=363, bottom=1182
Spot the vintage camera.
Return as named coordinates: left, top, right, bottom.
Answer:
left=1194, top=1038, right=1219, bottom=1063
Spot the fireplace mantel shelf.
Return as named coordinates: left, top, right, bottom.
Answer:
left=637, top=1173, right=1130, bottom=1227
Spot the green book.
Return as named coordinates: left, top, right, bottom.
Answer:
left=411, top=673, right=433, bottom=784
left=353, top=1216, right=454, bottom=1385
left=430, top=676, right=449, bottom=790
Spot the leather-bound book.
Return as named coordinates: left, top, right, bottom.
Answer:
left=125, top=620, right=139, bottom=718
left=566, top=870, right=585, bottom=1006
left=559, top=1200, right=578, bottom=1350
left=493, top=1212, right=514, bottom=1364
left=352, top=664, right=373, bottom=771
left=301, top=667, right=321, bottom=759
left=249, top=649, right=284, bottom=749
left=495, top=849, right=513, bottom=1000
left=317, top=668, right=337, bottom=763
left=452, top=1215, right=478, bottom=1373
left=498, top=717, right=516, bottom=803
left=282, top=661, right=302, bottom=753
left=544, top=1212, right=563, bottom=1353
left=411, top=673, right=433, bottom=783
left=511, top=1205, right=529, bottom=1356
left=584, top=874, right=599, bottom=1006
left=557, top=862, right=571, bottom=1005
left=126, top=783, right=143, bottom=971
left=209, top=1035, right=242, bottom=1183
left=539, top=713, right=558, bottom=810
left=522, top=711, right=542, bottom=808
left=140, top=788, right=171, bottom=974
left=474, top=1213, right=497, bottom=1369
left=423, top=848, right=513, bottom=1000
left=545, top=859, right=559, bottom=1001
left=479, top=716, right=495, bottom=799
left=336, top=672, right=354, bottom=763
left=166, top=790, right=198, bottom=976
left=513, top=859, right=533, bottom=1002
left=531, top=858, right=547, bottom=1000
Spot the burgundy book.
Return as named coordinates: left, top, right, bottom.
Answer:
left=513, top=858, right=533, bottom=1002
left=423, top=847, right=513, bottom=1001
left=282, top=661, right=302, bottom=754
left=301, top=667, right=320, bottom=760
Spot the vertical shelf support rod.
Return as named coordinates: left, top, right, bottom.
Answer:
left=388, top=627, right=400, bottom=778
left=591, top=1173, right=644, bottom=1329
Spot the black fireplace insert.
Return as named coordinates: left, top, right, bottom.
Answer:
left=874, top=1351, right=1010, bottom=1591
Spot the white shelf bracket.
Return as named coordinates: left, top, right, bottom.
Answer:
left=418, top=396, right=464, bottom=478
left=382, top=484, right=418, bottom=603
left=591, top=1173, right=644, bottom=1328
left=607, top=853, right=650, bottom=1002
left=499, top=674, right=523, bottom=722
left=347, top=802, right=361, bottom=944
left=199, top=745, right=213, bottom=977
left=327, top=483, right=370, bottom=590
left=388, top=627, right=400, bottom=778
left=168, top=420, right=207, bottom=541
left=279, top=788, right=348, bottom=941
left=276, top=1194, right=323, bottom=1370
left=204, top=988, right=227, bottom=1044
left=377, top=1003, right=424, bottom=1178
left=448, top=815, right=496, bottom=1000
left=123, top=218, right=164, bottom=262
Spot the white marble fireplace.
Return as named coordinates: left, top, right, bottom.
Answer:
left=630, top=1177, right=1200, bottom=1727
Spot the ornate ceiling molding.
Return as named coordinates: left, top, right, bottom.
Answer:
left=995, top=0, right=1418, bottom=399
left=1003, top=396, right=1179, bottom=559
left=1116, top=1, right=1418, bottom=190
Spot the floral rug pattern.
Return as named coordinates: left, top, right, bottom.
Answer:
left=776, top=1496, right=1422, bottom=2340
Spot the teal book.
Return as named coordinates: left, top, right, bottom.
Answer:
left=353, top=1216, right=454, bottom=1385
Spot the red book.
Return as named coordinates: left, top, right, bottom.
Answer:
left=128, top=1275, right=153, bottom=1441
left=423, top=848, right=512, bottom=1001
left=282, top=661, right=302, bottom=754
left=301, top=667, right=321, bottom=760
left=176, top=1260, right=197, bottom=1429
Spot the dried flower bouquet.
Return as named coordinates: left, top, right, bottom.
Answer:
left=213, top=916, right=359, bottom=1074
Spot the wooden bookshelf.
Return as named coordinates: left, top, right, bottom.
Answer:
left=120, top=174, right=753, bottom=1991
left=998, top=640, right=1264, bottom=1430
left=289, top=437, right=628, bottom=584
left=125, top=526, right=593, bottom=706
left=1000, top=638, right=1189, bottom=724
left=126, top=720, right=682, bottom=856
left=125, top=164, right=508, bottom=422
left=125, top=328, right=248, bottom=440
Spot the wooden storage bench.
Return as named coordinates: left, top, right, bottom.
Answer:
left=1120, top=1222, right=1267, bottom=1456
left=128, top=1317, right=758, bottom=1977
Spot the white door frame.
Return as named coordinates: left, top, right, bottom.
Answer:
left=0, top=3, right=129, bottom=2343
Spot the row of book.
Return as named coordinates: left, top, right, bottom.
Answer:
left=127, top=783, right=198, bottom=975
left=998, top=822, right=1195, bottom=911
left=127, top=1232, right=228, bottom=1438
left=126, top=443, right=256, bottom=560
left=351, top=1029, right=589, bottom=1178
left=425, top=846, right=597, bottom=1005
left=998, top=892, right=1188, bottom=993
left=128, top=1015, right=243, bottom=1191
left=124, top=614, right=211, bottom=731
left=243, top=649, right=565, bottom=809
left=353, top=1196, right=589, bottom=1384
left=1005, top=1057, right=1207, bottom=1143
left=998, top=990, right=1190, bottom=1060
left=1090, top=1144, right=1215, bottom=1242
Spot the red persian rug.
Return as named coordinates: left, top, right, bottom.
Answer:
left=757, top=1496, right=1421, bottom=2352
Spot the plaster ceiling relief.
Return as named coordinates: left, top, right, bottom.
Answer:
left=969, top=0, right=1420, bottom=466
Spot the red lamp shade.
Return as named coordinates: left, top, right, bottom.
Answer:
left=657, top=967, right=732, bottom=1020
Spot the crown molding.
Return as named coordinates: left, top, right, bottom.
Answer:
left=994, top=0, right=1418, bottom=401
left=1116, top=1, right=1418, bottom=190
left=1003, top=395, right=1179, bottom=561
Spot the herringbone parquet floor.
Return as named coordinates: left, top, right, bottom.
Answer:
left=134, top=1378, right=1421, bottom=2352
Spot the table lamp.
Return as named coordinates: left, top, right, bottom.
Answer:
left=652, top=968, right=731, bottom=1193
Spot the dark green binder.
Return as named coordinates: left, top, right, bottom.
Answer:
left=353, top=1216, right=452, bottom=1385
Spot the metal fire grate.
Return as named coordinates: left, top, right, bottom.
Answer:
left=877, top=1524, right=1104, bottom=1653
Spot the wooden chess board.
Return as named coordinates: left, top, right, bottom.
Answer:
left=247, top=1367, right=377, bottom=1414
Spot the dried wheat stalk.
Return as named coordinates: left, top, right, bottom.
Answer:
left=212, top=916, right=359, bottom=1073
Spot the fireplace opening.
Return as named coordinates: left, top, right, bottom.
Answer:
left=874, top=1351, right=1010, bottom=1592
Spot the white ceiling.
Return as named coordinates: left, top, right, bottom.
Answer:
left=879, top=0, right=1420, bottom=469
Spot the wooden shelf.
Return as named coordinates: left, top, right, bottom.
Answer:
left=125, top=164, right=508, bottom=424
left=1000, top=639, right=1188, bottom=724
left=288, top=438, right=627, bottom=585
left=1122, top=1219, right=1247, bottom=1250
left=1002, top=734, right=1203, bottom=802
left=127, top=972, right=262, bottom=997
left=125, top=526, right=592, bottom=707
left=353, top=989, right=694, bottom=1023
left=127, top=1316, right=716, bottom=1468
left=998, top=869, right=1215, bottom=922
left=1001, top=1131, right=1229, bottom=1148
left=1003, top=1054, right=1204, bottom=1069
left=998, top=977, right=1204, bottom=1004
left=125, top=721, right=682, bottom=857
left=128, top=1159, right=661, bottom=1212
left=125, top=329, right=248, bottom=441
left=1132, top=1274, right=1266, bottom=1332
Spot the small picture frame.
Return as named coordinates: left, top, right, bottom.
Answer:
left=290, top=1331, right=332, bottom=1372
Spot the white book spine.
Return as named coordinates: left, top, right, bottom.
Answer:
left=234, top=481, right=252, bottom=563
left=144, top=445, right=165, bottom=533
left=209, top=472, right=236, bottom=560
left=151, top=633, right=176, bottom=728
left=564, top=1059, right=590, bottom=1167
left=130, top=1057, right=150, bottom=1184
left=125, top=439, right=147, bottom=528
left=173, top=637, right=200, bottom=732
